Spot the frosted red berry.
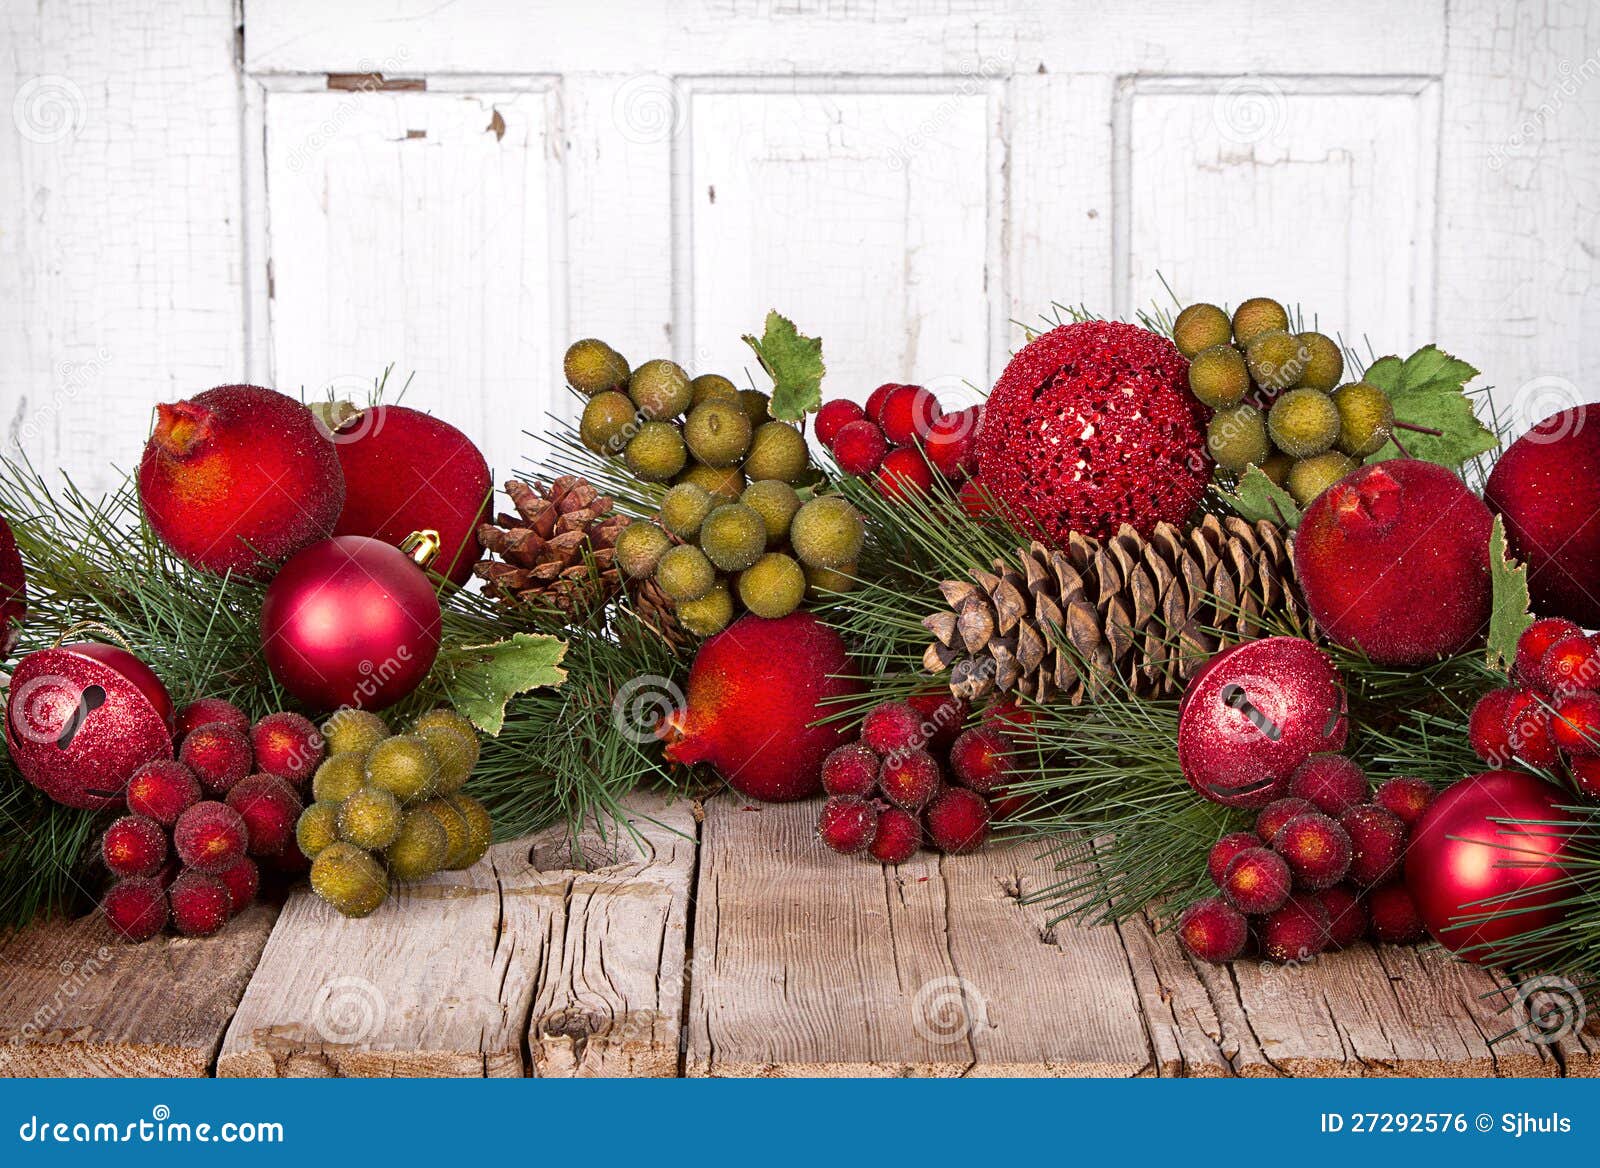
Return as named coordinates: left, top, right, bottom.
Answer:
left=1318, top=885, right=1368, bottom=949
left=173, top=801, right=249, bottom=873
left=125, top=759, right=201, bottom=826
left=214, top=856, right=260, bottom=917
left=1338, top=803, right=1407, bottom=887
left=100, top=877, right=168, bottom=942
left=1571, top=756, right=1600, bottom=798
left=1551, top=692, right=1600, bottom=756
left=1256, top=797, right=1316, bottom=845
left=101, top=815, right=168, bottom=879
left=832, top=420, right=889, bottom=476
left=1504, top=688, right=1561, bottom=769
left=1178, top=897, right=1249, bottom=963
left=1516, top=618, right=1582, bottom=685
left=923, top=787, right=991, bottom=854
left=815, top=399, right=868, bottom=447
left=250, top=711, right=325, bottom=783
left=1272, top=812, right=1352, bottom=891
left=875, top=447, right=935, bottom=500
left=879, top=749, right=941, bottom=811
left=1287, top=753, right=1368, bottom=815
left=1366, top=882, right=1426, bottom=943
left=869, top=806, right=922, bottom=865
left=1221, top=847, right=1292, bottom=915
left=174, top=697, right=249, bottom=740
left=178, top=722, right=253, bottom=796
left=1207, top=831, right=1262, bottom=887
left=1537, top=634, right=1600, bottom=696
left=923, top=406, right=982, bottom=480
left=1373, top=776, right=1433, bottom=827
left=817, top=795, right=878, bottom=855
left=821, top=743, right=880, bottom=798
left=225, top=774, right=303, bottom=856
left=875, top=384, right=941, bottom=447
left=1468, top=687, right=1519, bottom=766
left=861, top=701, right=924, bottom=756
left=1257, top=893, right=1329, bottom=963
left=905, top=690, right=968, bottom=752
left=168, top=870, right=232, bottom=937
left=948, top=726, right=1014, bottom=794
left=865, top=382, right=909, bottom=423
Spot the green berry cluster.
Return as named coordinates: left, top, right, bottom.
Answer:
left=566, top=338, right=814, bottom=498
left=615, top=488, right=865, bottom=636
left=296, top=708, right=491, bottom=919
left=1173, top=298, right=1396, bottom=507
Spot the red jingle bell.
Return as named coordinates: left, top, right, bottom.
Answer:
left=1177, top=637, right=1349, bottom=809
left=260, top=532, right=443, bottom=712
left=5, top=642, right=175, bottom=810
left=0, top=514, right=25, bottom=658
left=1405, top=770, right=1573, bottom=963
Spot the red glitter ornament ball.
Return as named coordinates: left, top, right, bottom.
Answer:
left=1485, top=403, right=1600, bottom=626
left=1177, top=637, right=1349, bottom=809
left=4, top=642, right=175, bottom=810
left=260, top=535, right=443, bottom=712
left=1405, top=770, right=1573, bottom=962
left=975, top=321, right=1211, bottom=544
left=0, top=514, right=26, bottom=659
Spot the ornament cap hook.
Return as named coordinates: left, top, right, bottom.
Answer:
left=400, top=529, right=443, bottom=569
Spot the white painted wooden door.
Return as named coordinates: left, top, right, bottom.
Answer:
left=4, top=1, right=1598, bottom=495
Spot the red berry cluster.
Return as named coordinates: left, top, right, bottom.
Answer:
left=1469, top=618, right=1600, bottom=792
left=814, top=384, right=983, bottom=501
left=815, top=694, right=1032, bottom=863
left=1179, top=754, right=1434, bottom=964
left=99, top=700, right=326, bottom=942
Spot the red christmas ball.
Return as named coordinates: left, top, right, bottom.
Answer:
left=260, top=535, right=442, bottom=712
left=1405, top=770, right=1573, bottom=962
left=1294, top=460, right=1493, bottom=665
left=328, top=404, right=492, bottom=587
left=5, top=642, right=174, bottom=809
left=0, top=514, right=25, bottom=659
left=1485, top=404, right=1600, bottom=626
left=975, top=320, right=1211, bottom=544
left=1177, top=637, right=1349, bottom=809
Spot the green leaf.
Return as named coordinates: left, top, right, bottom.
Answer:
left=742, top=310, right=825, bottom=421
left=1215, top=466, right=1303, bottom=529
left=1487, top=514, right=1534, bottom=675
left=1363, top=345, right=1499, bottom=470
left=445, top=633, right=569, bottom=735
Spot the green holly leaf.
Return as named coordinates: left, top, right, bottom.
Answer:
left=742, top=310, right=825, bottom=421
left=1487, top=515, right=1534, bottom=675
left=445, top=633, right=568, bottom=735
left=1215, top=466, right=1303, bottom=530
left=1363, top=345, right=1498, bottom=470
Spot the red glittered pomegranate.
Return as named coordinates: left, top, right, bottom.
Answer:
left=138, top=386, right=345, bottom=579
left=662, top=612, right=862, bottom=802
left=1485, top=404, right=1600, bottom=627
left=1177, top=637, right=1349, bottom=809
left=0, top=514, right=25, bottom=658
left=324, top=403, right=492, bottom=587
left=1405, top=770, right=1573, bottom=963
left=976, top=320, right=1211, bottom=544
left=5, top=642, right=174, bottom=809
left=1294, top=460, right=1492, bottom=665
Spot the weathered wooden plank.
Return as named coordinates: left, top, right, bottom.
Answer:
left=0, top=904, right=277, bottom=1077
left=217, top=792, right=697, bottom=1078
left=685, top=797, right=1150, bottom=1077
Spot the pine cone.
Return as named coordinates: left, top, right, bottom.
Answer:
left=921, top=514, right=1311, bottom=705
left=475, top=476, right=627, bottom=618
left=624, top=575, right=695, bottom=654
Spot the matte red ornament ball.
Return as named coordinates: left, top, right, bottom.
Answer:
left=1405, top=770, right=1573, bottom=963
left=975, top=320, right=1211, bottom=545
left=260, top=535, right=442, bottom=713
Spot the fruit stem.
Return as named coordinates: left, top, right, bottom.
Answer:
left=1394, top=421, right=1445, bottom=437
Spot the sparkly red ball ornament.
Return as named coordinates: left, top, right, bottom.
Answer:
left=975, top=320, right=1210, bottom=544
left=324, top=403, right=492, bottom=588
left=0, top=514, right=26, bottom=658
left=1485, top=403, right=1600, bottom=627
left=4, top=642, right=174, bottom=809
left=260, top=534, right=443, bottom=712
left=1405, top=770, right=1573, bottom=963
left=1177, top=637, right=1349, bottom=809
